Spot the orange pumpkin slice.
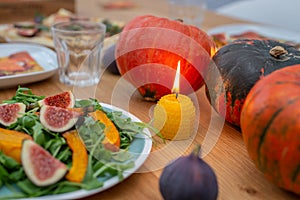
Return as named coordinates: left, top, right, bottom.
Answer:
left=62, top=130, right=88, bottom=183
left=89, top=110, right=120, bottom=148
left=0, top=127, right=32, bottom=163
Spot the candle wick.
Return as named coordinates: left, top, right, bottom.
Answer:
left=175, top=92, right=178, bottom=99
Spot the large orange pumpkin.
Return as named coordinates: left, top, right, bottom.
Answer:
left=115, top=15, right=215, bottom=101
left=240, top=64, right=300, bottom=195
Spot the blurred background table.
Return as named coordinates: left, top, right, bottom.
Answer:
left=75, top=0, right=248, bottom=31
left=0, top=0, right=299, bottom=200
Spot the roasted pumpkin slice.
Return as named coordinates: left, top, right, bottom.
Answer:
left=89, top=110, right=121, bottom=148
left=62, top=130, right=88, bottom=183
left=0, top=127, right=32, bottom=163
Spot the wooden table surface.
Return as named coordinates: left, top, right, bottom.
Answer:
left=1, top=0, right=299, bottom=199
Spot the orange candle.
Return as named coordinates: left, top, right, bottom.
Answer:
left=153, top=61, right=196, bottom=140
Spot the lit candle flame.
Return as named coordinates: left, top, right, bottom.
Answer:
left=171, top=61, right=181, bottom=98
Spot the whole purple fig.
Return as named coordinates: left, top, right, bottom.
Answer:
left=159, top=145, right=218, bottom=200
left=103, top=44, right=120, bottom=75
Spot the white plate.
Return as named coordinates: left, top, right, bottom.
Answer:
left=0, top=43, right=58, bottom=89
left=0, top=19, right=124, bottom=49
left=208, top=23, right=300, bottom=43
left=0, top=103, right=152, bottom=200
left=0, top=24, right=54, bottom=48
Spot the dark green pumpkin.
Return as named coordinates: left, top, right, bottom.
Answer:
left=205, top=39, right=300, bottom=127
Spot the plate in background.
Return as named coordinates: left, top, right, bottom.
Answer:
left=208, top=23, right=300, bottom=43
left=0, top=43, right=58, bottom=89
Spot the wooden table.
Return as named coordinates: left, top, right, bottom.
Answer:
left=1, top=0, right=299, bottom=199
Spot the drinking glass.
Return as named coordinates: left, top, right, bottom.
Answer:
left=52, top=20, right=106, bottom=87
left=168, top=0, right=207, bottom=28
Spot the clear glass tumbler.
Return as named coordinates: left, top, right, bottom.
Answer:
left=52, top=21, right=106, bottom=87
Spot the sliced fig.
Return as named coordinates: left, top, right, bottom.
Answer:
left=38, top=91, right=75, bottom=108
left=21, top=139, right=67, bottom=187
left=14, top=21, right=36, bottom=29
left=0, top=103, right=26, bottom=126
left=40, top=105, right=79, bottom=132
left=17, top=28, right=39, bottom=37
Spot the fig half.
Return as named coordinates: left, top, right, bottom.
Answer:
left=40, top=105, right=79, bottom=132
left=0, top=103, right=26, bottom=126
left=38, top=91, right=75, bottom=108
left=21, top=139, right=68, bottom=187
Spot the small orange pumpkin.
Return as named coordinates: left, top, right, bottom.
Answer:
left=115, top=15, right=216, bottom=101
left=241, top=64, right=300, bottom=195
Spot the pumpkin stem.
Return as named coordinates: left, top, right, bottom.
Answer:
left=269, top=46, right=288, bottom=58
left=175, top=18, right=184, bottom=23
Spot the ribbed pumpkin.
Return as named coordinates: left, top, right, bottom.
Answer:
left=240, top=65, right=300, bottom=195
left=206, top=39, right=300, bottom=127
left=115, top=15, right=216, bottom=101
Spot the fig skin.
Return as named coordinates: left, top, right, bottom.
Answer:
left=159, top=146, right=218, bottom=200
left=103, top=44, right=120, bottom=75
